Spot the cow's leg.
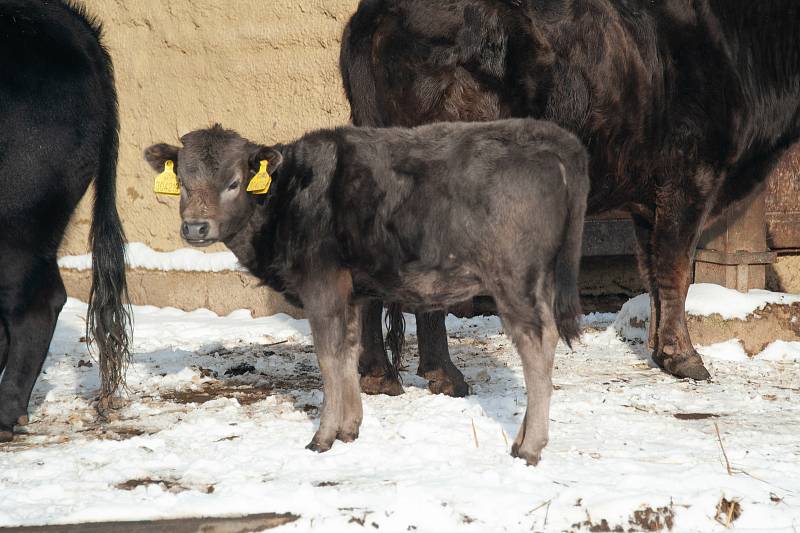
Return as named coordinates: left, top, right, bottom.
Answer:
left=357, top=300, right=403, bottom=396
left=0, top=319, right=8, bottom=377
left=303, top=272, right=363, bottom=452
left=500, top=304, right=558, bottom=466
left=416, top=311, right=469, bottom=397
left=0, top=259, right=66, bottom=441
left=650, top=192, right=712, bottom=380
left=631, top=215, right=660, bottom=349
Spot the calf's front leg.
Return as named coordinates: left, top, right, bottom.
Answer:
left=302, top=272, right=364, bottom=452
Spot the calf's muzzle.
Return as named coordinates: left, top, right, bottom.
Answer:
left=181, top=220, right=214, bottom=245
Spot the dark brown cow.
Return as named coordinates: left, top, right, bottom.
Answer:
left=340, top=0, right=800, bottom=391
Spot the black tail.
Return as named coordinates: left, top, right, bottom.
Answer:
left=385, top=303, right=405, bottom=377
left=340, top=0, right=385, bottom=127
left=86, top=38, right=132, bottom=407
left=553, top=157, right=588, bottom=348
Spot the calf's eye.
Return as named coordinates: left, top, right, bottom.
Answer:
left=227, top=180, right=239, bottom=191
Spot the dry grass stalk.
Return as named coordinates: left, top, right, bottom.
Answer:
left=714, top=422, right=733, bottom=476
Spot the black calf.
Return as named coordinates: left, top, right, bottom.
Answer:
left=0, top=1, right=130, bottom=441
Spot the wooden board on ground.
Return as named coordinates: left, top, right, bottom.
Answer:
left=0, top=513, right=298, bottom=533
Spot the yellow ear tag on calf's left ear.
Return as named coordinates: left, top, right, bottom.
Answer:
left=153, top=160, right=180, bottom=196
left=247, top=160, right=272, bottom=195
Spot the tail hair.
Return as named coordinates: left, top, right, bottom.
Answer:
left=86, top=43, right=132, bottom=408
left=385, top=303, right=405, bottom=379
left=553, top=157, right=588, bottom=348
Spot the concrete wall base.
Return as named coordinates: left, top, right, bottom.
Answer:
left=61, top=269, right=301, bottom=319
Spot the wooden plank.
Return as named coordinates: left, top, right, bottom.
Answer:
left=581, top=218, right=637, bottom=257
left=0, top=513, right=298, bottom=533
left=766, top=143, right=800, bottom=249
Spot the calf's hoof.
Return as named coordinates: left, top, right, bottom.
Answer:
left=511, top=443, right=542, bottom=466
left=421, top=366, right=469, bottom=397
left=336, top=430, right=359, bottom=443
left=17, top=415, right=29, bottom=426
left=359, top=373, right=404, bottom=396
left=654, top=350, right=711, bottom=381
left=0, top=429, right=13, bottom=443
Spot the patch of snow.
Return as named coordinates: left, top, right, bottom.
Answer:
left=759, top=340, right=800, bottom=362
left=697, top=340, right=750, bottom=362
left=686, top=284, right=800, bottom=320
left=58, top=242, right=242, bottom=272
left=0, top=299, right=798, bottom=531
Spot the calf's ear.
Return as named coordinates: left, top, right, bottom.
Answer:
left=144, top=143, right=180, bottom=172
left=247, top=145, right=284, bottom=175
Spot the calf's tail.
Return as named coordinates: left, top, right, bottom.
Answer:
left=553, top=156, right=588, bottom=348
left=87, top=46, right=132, bottom=409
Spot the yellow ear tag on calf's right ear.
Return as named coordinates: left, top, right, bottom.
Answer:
left=153, top=160, right=180, bottom=196
left=247, top=160, right=272, bottom=195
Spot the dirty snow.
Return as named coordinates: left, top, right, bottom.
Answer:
left=58, top=242, right=242, bottom=272
left=0, top=298, right=798, bottom=531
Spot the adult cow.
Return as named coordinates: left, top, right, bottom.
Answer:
left=0, top=1, right=130, bottom=441
left=341, top=0, right=800, bottom=392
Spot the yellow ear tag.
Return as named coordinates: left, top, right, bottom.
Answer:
left=153, top=160, right=180, bottom=196
left=247, top=160, right=272, bottom=195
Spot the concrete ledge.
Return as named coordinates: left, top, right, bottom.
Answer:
left=61, top=268, right=301, bottom=319
left=688, top=302, right=800, bottom=355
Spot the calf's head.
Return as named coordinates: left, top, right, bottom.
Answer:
left=144, top=125, right=282, bottom=246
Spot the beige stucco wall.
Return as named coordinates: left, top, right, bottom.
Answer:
left=62, top=0, right=359, bottom=256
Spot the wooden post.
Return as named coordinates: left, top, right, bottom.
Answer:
left=694, top=188, right=777, bottom=291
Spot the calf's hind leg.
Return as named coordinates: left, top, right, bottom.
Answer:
left=302, top=271, right=364, bottom=452
left=500, top=305, right=558, bottom=466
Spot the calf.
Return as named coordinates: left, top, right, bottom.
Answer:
left=146, top=119, right=588, bottom=463
left=0, top=1, right=130, bottom=441
left=341, top=0, right=800, bottom=388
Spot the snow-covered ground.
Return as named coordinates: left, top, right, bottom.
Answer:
left=1, top=297, right=799, bottom=532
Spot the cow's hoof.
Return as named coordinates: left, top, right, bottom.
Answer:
left=306, top=439, right=333, bottom=453
left=421, top=366, right=469, bottom=397
left=16, top=415, right=29, bottom=426
left=511, top=444, right=541, bottom=466
left=655, top=351, right=711, bottom=381
left=359, top=373, right=404, bottom=396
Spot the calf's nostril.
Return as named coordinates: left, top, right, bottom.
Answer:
left=181, top=222, right=190, bottom=238
left=198, top=223, right=209, bottom=237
